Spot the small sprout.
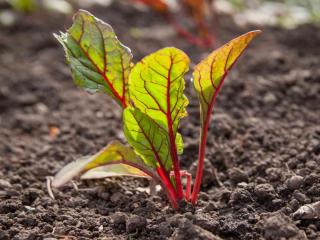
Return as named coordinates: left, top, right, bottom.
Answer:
left=53, top=10, right=260, bottom=209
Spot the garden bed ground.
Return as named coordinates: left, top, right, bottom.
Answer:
left=0, top=2, right=319, bottom=239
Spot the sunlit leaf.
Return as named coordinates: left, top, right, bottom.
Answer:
left=81, top=164, right=148, bottom=179
left=193, top=30, right=261, bottom=126
left=55, top=10, right=132, bottom=108
left=52, top=141, right=156, bottom=188
left=129, top=47, right=190, bottom=156
left=123, top=107, right=172, bottom=171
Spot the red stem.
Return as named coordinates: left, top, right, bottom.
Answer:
left=157, top=168, right=178, bottom=209
left=180, top=171, right=191, bottom=201
left=191, top=42, right=248, bottom=204
left=167, top=123, right=183, bottom=200
left=132, top=113, right=179, bottom=207
left=165, top=14, right=211, bottom=48
left=170, top=170, right=192, bottom=201
left=195, top=19, right=215, bottom=48
left=190, top=106, right=211, bottom=204
left=191, top=74, right=227, bottom=205
left=185, top=173, right=191, bottom=201
left=166, top=60, right=184, bottom=200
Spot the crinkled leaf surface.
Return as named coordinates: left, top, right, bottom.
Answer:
left=52, top=141, right=155, bottom=188
left=193, top=30, right=261, bottom=125
left=129, top=47, right=189, bottom=154
left=123, top=107, right=172, bottom=171
left=55, top=10, right=132, bottom=107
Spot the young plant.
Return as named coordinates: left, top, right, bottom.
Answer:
left=132, top=0, right=215, bottom=47
left=52, top=10, right=260, bottom=208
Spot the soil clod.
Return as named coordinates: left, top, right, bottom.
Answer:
left=126, top=215, right=147, bottom=233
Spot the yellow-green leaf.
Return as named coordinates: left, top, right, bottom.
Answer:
left=81, top=164, right=149, bottom=179
left=128, top=47, right=190, bottom=158
left=55, top=10, right=132, bottom=108
left=52, top=141, right=156, bottom=188
left=123, top=107, right=172, bottom=171
left=193, top=30, right=261, bottom=125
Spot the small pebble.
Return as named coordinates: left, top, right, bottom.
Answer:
left=0, top=179, right=11, bottom=189
left=286, top=175, right=304, bottom=190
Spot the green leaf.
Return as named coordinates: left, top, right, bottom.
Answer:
left=52, top=140, right=157, bottom=188
left=81, top=164, right=148, bottom=179
left=55, top=10, right=132, bottom=108
left=9, top=0, right=37, bottom=12
left=123, top=107, right=172, bottom=171
left=128, top=47, right=190, bottom=155
left=193, top=30, right=261, bottom=126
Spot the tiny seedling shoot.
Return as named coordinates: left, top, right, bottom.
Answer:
left=52, top=10, right=260, bottom=209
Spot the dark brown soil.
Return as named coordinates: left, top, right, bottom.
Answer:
left=0, top=2, right=320, bottom=240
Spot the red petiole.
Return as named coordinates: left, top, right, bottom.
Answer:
left=166, top=14, right=214, bottom=48
left=157, top=167, right=178, bottom=208
left=170, top=170, right=192, bottom=202
left=191, top=73, right=227, bottom=204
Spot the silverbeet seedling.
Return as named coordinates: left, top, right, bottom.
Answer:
left=52, top=10, right=260, bottom=209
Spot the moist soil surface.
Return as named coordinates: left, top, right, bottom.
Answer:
left=0, top=2, right=320, bottom=240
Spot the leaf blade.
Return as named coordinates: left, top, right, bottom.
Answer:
left=123, top=107, right=172, bottom=171
left=128, top=47, right=190, bottom=152
left=55, top=10, right=132, bottom=107
left=81, top=164, right=149, bottom=179
left=52, top=140, right=156, bottom=188
left=193, top=30, right=261, bottom=124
